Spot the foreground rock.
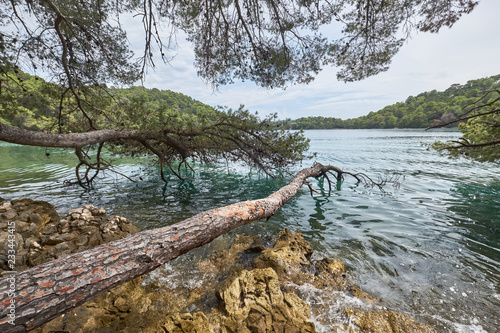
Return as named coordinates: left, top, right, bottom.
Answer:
left=0, top=198, right=137, bottom=275
left=160, top=229, right=437, bottom=333
left=0, top=199, right=437, bottom=332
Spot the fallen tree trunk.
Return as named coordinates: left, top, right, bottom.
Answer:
left=0, top=163, right=344, bottom=332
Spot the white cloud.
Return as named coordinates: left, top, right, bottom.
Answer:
left=130, top=0, right=500, bottom=120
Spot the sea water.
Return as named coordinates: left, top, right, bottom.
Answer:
left=1, top=129, right=499, bottom=332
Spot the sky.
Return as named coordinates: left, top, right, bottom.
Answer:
left=128, top=0, right=500, bottom=120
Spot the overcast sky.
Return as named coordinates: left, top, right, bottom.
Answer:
left=128, top=0, right=500, bottom=120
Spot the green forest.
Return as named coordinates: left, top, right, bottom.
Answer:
left=3, top=70, right=499, bottom=134
left=0, top=69, right=217, bottom=132
left=290, top=74, right=500, bottom=129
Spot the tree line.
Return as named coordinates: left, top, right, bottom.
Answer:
left=290, top=74, right=500, bottom=130
left=0, top=69, right=215, bottom=132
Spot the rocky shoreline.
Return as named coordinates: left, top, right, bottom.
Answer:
left=0, top=198, right=437, bottom=332
left=0, top=198, right=137, bottom=274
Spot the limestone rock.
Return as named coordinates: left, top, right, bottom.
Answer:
left=162, top=312, right=212, bottom=333
left=218, top=267, right=314, bottom=333
left=0, top=199, right=138, bottom=276
left=0, top=201, right=12, bottom=212
left=198, top=233, right=264, bottom=275
left=163, top=228, right=435, bottom=333
left=344, top=308, right=438, bottom=333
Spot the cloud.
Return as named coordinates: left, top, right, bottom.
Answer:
left=130, top=0, right=500, bottom=120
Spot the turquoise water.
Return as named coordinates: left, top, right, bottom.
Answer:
left=0, top=129, right=499, bottom=332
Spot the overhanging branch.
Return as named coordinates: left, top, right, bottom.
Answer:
left=0, top=122, right=149, bottom=148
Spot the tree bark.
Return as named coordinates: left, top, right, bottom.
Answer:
left=0, top=163, right=337, bottom=332
left=0, top=122, right=150, bottom=148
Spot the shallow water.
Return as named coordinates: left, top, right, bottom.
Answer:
left=0, top=129, right=499, bottom=332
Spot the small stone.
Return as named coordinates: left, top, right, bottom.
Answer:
left=48, top=242, right=73, bottom=258
left=100, top=220, right=119, bottom=234
left=25, top=223, right=40, bottom=239
left=85, top=205, right=106, bottom=216
left=0, top=232, right=24, bottom=252
left=78, top=225, right=99, bottom=235
left=11, top=198, right=33, bottom=207
left=41, top=224, right=57, bottom=235
left=0, top=202, right=12, bottom=213
left=28, top=213, right=44, bottom=227
left=80, top=209, right=93, bottom=221
left=119, top=223, right=138, bottom=235
left=87, top=232, right=103, bottom=247
left=15, top=249, right=28, bottom=268
left=75, top=235, right=89, bottom=247
left=1, top=209, right=17, bottom=220
left=114, top=297, right=130, bottom=312
left=25, top=238, right=42, bottom=250
left=17, top=211, right=31, bottom=222
left=45, top=232, right=79, bottom=245
left=58, top=219, right=70, bottom=233
left=68, top=208, right=84, bottom=215
left=102, top=232, right=122, bottom=243
left=29, top=251, right=54, bottom=267
left=15, top=221, right=30, bottom=233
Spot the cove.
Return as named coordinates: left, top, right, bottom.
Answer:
left=1, top=129, right=499, bottom=332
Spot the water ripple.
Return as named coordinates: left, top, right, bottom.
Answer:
left=1, top=130, right=499, bottom=332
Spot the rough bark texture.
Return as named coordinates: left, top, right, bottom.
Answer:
left=0, top=163, right=335, bottom=332
left=0, top=122, right=149, bottom=148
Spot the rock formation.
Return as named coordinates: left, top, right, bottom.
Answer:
left=160, top=229, right=436, bottom=333
left=0, top=198, right=137, bottom=275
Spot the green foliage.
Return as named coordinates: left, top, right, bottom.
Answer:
left=1, top=0, right=478, bottom=91
left=433, top=90, right=500, bottom=162
left=290, top=75, right=500, bottom=130
left=104, top=91, right=312, bottom=175
left=0, top=68, right=61, bottom=130
left=107, top=86, right=217, bottom=131
left=0, top=70, right=311, bottom=179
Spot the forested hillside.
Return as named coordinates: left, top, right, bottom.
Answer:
left=3, top=70, right=499, bottom=134
left=0, top=69, right=216, bottom=132
left=291, top=75, right=500, bottom=129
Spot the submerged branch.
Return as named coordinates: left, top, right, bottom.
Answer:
left=0, top=162, right=369, bottom=332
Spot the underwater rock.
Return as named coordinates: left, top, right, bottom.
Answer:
left=160, top=228, right=437, bottom=333
left=252, top=229, right=376, bottom=302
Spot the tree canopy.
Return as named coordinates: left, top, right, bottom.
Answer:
left=1, top=0, right=478, bottom=89
left=0, top=0, right=481, bottom=182
left=432, top=89, right=500, bottom=162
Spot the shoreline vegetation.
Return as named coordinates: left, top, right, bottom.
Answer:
left=288, top=74, right=500, bottom=130
left=1, top=70, right=499, bottom=133
left=1, top=198, right=437, bottom=333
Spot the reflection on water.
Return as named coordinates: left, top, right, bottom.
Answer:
left=0, top=129, right=499, bottom=332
